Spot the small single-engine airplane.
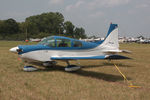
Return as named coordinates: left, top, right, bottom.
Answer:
left=10, top=23, right=130, bottom=71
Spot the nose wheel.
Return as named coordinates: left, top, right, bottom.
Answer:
left=23, top=61, right=38, bottom=72
left=23, top=66, right=38, bottom=72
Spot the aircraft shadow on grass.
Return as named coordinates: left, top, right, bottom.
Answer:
left=82, top=62, right=133, bottom=68
left=34, top=64, right=131, bottom=82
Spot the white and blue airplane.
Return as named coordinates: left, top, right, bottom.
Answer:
left=10, top=23, right=130, bottom=71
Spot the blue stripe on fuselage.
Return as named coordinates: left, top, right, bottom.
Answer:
left=18, top=35, right=106, bottom=55
left=51, top=55, right=106, bottom=60
left=18, top=41, right=102, bottom=54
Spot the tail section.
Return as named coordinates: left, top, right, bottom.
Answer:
left=99, top=23, right=119, bottom=52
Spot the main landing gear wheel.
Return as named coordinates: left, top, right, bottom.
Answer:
left=65, top=65, right=81, bottom=72
left=23, top=66, right=38, bottom=72
left=65, top=61, right=81, bottom=72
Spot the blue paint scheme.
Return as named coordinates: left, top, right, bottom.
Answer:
left=50, top=54, right=130, bottom=60
left=18, top=36, right=103, bottom=54
left=66, top=65, right=80, bottom=68
left=106, top=23, right=118, bottom=38
left=51, top=55, right=106, bottom=60
left=44, top=36, right=101, bottom=49
left=24, top=66, right=36, bottom=68
left=18, top=24, right=118, bottom=54
left=92, top=40, right=104, bottom=44
left=18, top=45, right=49, bottom=54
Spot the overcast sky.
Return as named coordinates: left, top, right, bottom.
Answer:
left=0, top=0, right=150, bottom=37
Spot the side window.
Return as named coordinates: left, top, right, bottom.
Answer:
left=47, top=40, right=55, bottom=47
left=38, top=37, right=55, bottom=47
left=56, top=39, right=71, bottom=47
left=73, top=41, right=82, bottom=47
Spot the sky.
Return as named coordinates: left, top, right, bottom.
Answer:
left=0, top=0, right=150, bottom=37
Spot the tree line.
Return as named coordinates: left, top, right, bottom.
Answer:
left=0, top=12, right=87, bottom=40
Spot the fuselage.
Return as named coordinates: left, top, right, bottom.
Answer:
left=10, top=36, right=105, bottom=62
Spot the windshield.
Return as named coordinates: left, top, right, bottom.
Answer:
left=38, top=37, right=55, bottom=47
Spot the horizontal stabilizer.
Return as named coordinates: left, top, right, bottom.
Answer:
left=104, top=50, right=132, bottom=54
left=105, top=55, right=131, bottom=60
left=121, top=50, right=132, bottom=53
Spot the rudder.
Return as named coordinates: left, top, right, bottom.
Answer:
left=100, top=23, right=119, bottom=50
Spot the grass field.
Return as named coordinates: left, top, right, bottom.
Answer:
left=0, top=41, right=150, bottom=100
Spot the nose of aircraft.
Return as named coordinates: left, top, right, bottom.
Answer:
left=9, top=46, right=19, bottom=53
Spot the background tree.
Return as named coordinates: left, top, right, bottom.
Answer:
left=0, top=20, right=5, bottom=38
left=25, top=12, right=64, bottom=37
left=0, top=18, right=19, bottom=39
left=4, top=18, right=19, bottom=34
left=0, top=12, right=87, bottom=40
left=64, top=21, right=75, bottom=38
left=74, top=27, right=86, bottom=39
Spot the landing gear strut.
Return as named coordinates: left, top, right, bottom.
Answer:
left=43, top=61, right=57, bottom=67
left=65, top=60, right=81, bottom=72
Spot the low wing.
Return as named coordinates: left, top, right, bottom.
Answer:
left=51, top=55, right=131, bottom=60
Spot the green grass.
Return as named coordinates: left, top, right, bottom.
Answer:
left=0, top=41, right=150, bottom=100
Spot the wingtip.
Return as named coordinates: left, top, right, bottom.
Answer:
left=121, top=50, right=132, bottom=54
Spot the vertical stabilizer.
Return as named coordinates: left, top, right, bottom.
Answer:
left=100, top=23, right=119, bottom=51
